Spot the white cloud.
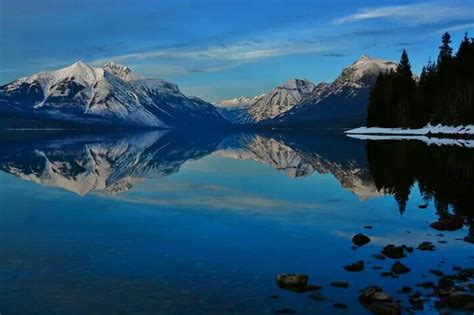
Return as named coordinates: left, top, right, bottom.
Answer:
left=90, top=40, right=328, bottom=67
left=336, top=2, right=473, bottom=25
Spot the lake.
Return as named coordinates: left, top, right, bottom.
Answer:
left=0, top=130, right=472, bottom=314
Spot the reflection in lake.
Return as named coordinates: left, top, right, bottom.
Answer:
left=0, top=130, right=472, bottom=314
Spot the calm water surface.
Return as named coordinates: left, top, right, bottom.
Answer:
left=0, top=130, right=472, bottom=314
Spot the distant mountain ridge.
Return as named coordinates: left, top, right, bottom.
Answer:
left=216, top=55, right=397, bottom=127
left=0, top=61, right=227, bottom=129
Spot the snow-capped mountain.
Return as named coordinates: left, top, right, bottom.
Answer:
left=0, top=61, right=227, bottom=129
left=216, top=79, right=316, bottom=124
left=215, top=95, right=264, bottom=109
left=269, top=55, right=397, bottom=127
left=215, top=95, right=265, bottom=123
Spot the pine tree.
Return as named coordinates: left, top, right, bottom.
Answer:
left=397, top=49, right=413, bottom=79
left=438, top=32, right=453, bottom=66
left=395, top=49, right=416, bottom=127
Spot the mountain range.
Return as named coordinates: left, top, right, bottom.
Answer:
left=217, top=55, right=397, bottom=127
left=0, top=61, right=226, bottom=129
left=1, top=55, right=396, bottom=129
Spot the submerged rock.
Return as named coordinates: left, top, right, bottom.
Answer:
left=430, top=217, right=463, bottom=231
left=398, top=286, right=412, bottom=294
left=333, top=303, right=348, bottom=309
left=344, top=260, right=365, bottom=272
left=275, top=308, right=297, bottom=314
left=382, top=245, right=406, bottom=259
left=331, top=281, right=349, bottom=288
left=276, top=274, right=308, bottom=288
left=445, top=291, right=474, bottom=308
left=464, top=235, right=474, bottom=244
left=359, top=286, right=400, bottom=315
left=430, top=269, right=444, bottom=276
left=372, top=254, right=386, bottom=260
left=417, top=281, right=435, bottom=289
left=353, top=233, right=371, bottom=246
left=417, top=241, right=436, bottom=251
left=391, top=261, right=410, bottom=275
left=308, top=292, right=325, bottom=301
left=276, top=274, right=320, bottom=293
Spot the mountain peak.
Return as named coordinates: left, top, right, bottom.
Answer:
left=103, top=61, right=138, bottom=81
left=281, top=78, right=314, bottom=90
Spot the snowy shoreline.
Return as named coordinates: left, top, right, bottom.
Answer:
left=346, top=124, right=474, bottom=137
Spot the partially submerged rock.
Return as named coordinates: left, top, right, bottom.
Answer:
left=308, top=291, right=325, bottom=301
left=464, top=235, right=474, bottom=244
left=276, top=274, right=319, bottom=293
left=417, top=241, right=436, bottom=251
left=358, top=286, right=400, bottom=315
left=430, top=217, right=463, bottom=231
left=372, top=254, right=386, bottom=261
left=353, top=233, right=371, bottom=246
left=277, top=274, right=308, bottom=288
left=330, top=281, right=349, bottom=288
left=391, top=261, right=410, bottom=275
left=381, top=245, right=406, bottom=259
left=333, top=303, right=348, bottom=309
left=445, top=291, right=474, bottom=308
left=344, top=260, right=365, bottom=272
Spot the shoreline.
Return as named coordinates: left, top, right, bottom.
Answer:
left=346, top=124, right=474, bottom=139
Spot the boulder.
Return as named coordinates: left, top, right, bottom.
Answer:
left=391, top=261, right=410, bottom=275
left=276, top=274, right=319, bottom=293
left=330, top=281, right=349, bottom=288
left=353, top=233, right=371, bottom=246
left=382, top=245, right=406, bottom=259
left=344, top=260, right=365, bottom=272
left=430, top=217, right=463, bottom=231
left=417, top=241, right=435, bottom=251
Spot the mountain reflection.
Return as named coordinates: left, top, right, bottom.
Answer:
left=1, top=131, right=473, bottom=224
left=0, top=131, right=223, bottom=195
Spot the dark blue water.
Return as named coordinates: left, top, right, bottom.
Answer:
left=0, top=131, right=472, bottom=314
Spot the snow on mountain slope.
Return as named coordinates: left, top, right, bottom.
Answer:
left=215, top=79, right=316, bottom=124
left=270, top=55, right=397, bottom=127
left=0, top=61, right=226, bottom=128
left=215, top=95, right=264, bottom=109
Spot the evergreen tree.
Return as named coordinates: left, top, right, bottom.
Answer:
left=438, top=32, right=453, bottom=66
left=397, top=49, right=413, bottom=79
left=395, top=49, right=416, bottom=127
left=366, top=30, right=474, bottom=127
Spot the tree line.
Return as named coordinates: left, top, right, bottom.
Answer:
left=367, top=32, right=474, bottom=128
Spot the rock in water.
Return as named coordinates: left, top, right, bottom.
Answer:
left=381, top=245, right=406, bottom=259
left=276, top=274, right=321, bottom=293
left=430, top=217, right=463, bottom=231
left=417, top=241, right=435, bottom=251
left=344, top=261, right=365, bottom=272
left=464, top=235, right=474, bottom=244
left=391, top=261, right=411, bottom=275
left=358, top=286, right=400, bottom=315
left=445, top=292, right=474, bottom=308
left=333, top=303, right=348, bottom=309
left=330, top=281, right=349, bottom=288
left=276, top=274, right=307, bottom=288
left=353, top=233, right=371, bottom=246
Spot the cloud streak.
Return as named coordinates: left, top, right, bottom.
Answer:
left=336, top=2, right=473, bottom=25
left=90, top=40, right=329, bottom=71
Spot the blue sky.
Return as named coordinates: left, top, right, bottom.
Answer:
left=1, top=0, right=473, bottom=102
